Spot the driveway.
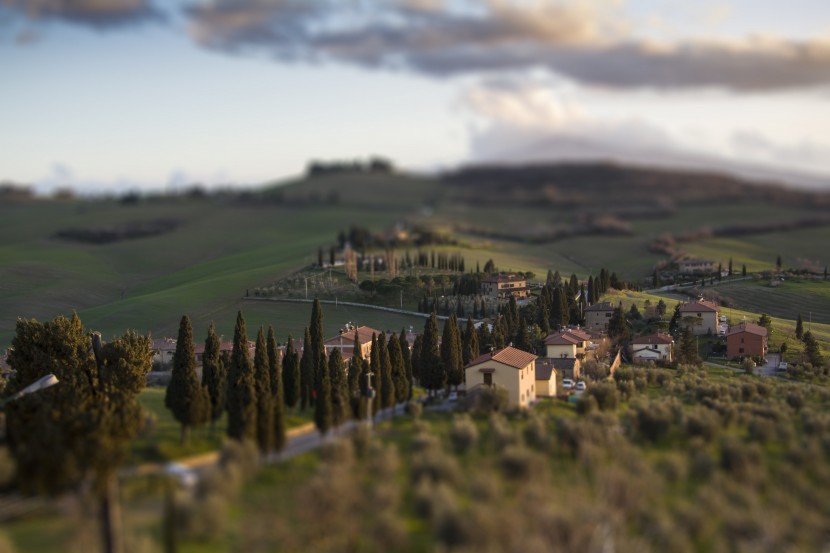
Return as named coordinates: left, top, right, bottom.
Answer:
left=756, top=353, right=780, bottom=377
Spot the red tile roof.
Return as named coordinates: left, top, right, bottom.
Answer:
left=323, top=325, right=380, bottom=347
left=632, top=333, right=673, bottom=345
left=679, top=300, right=718, bottom=313
left=467, top=346, right=537, bottom=369
left=726, top=323, right=768, bottom=338
left=544, top=328, right=592, bottom=345
left=481, top=274, right=526, bottom=284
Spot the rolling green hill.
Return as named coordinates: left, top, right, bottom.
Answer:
left=2, top=164, right=829, bottom=347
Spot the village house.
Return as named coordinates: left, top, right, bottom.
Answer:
left=544, top=328, right=593, bottom=359
left=464, top=346, right=537, bottom=409
left=584, top=302, right=615, bottom=332
left=679, top=299, right=719, bottom=335
left=631, top=333, right=674, bottom=364
left=152, top=338, right=253, bottom=368
left=726, top=323, right=768, bottom=360
left=323, top=325, right=381, bottom=360
left=534, top=360, right=557, bottom=397
left=480, top=274, right=530, bottom=300
left=677, top=258, right=717, bottom=275
left=537, top=357, right=580, bottom=384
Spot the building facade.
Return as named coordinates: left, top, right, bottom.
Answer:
left=465, top=346, right=537, bottom=409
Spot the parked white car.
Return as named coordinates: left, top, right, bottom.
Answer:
left=575, top=381, right=587, bottom=391
left=562, top=379, right=575, bottom=390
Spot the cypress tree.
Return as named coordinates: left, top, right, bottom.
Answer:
left=742, top=264, right=747, bottom=277
left=314, top=343, right=333, bottom=435
left=370, top=334, right=382, bottom=416
left=514, top=315, right=534, bottom=353
left=267, top=326, right=286, bottom=452
left=803, top=331, right=823, bottom=366
left=389, top=333, right=408, bottom=407
left=226, top=311, right=257, bottom=441
left=462, top=317, right=479, bottom=366
left=399, top=328, right=413, bottom=399
left=587, top=275, right=594, bottom=302
left=442, top=314, right=463, bottom=391
left=668, top=304, right=682, bottom=337
left=420, top=311, right=444, bottom=395
left=348, top=331, right=364, bottom=418
left=551, top=286, right=567, bottom=329
left=379, top=332, right=395, bottom=413
left=165, top=315, right=210, bottom=446
left=410, top=334, right=423, bottom=386
left=678, top=326, right=700, bottom=365
left=728, top=257, right=733, bottom=276
left=299, top=328, right=312, bottom=411
left=282, top=335, right=300, bottom=409
left=607, top=305, right=630, bottom=344
left=328, top=348, right=349, bottom=429
left=309, top=298, right=325, bottom=404
left=201, top=321, right=226, bottom=434
left=796, top=314, right=804, bottom=341
left=253, top=327, right=273, bottom=454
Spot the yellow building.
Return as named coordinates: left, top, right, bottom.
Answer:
left=464, top=346, right=538, bottom=409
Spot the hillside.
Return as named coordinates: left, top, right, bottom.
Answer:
left=2, top=162, right=829, bottom=346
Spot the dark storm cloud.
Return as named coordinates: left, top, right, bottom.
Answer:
left=184, top=0, right=830, bottom=91
left=1, top=0, right=163, bottom=29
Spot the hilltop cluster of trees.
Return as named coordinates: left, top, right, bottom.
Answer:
left=307, top=157, right=395, bottom=178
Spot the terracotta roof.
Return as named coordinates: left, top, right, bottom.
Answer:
left=324, top=325, right=381, bottom=347
left=467, top=346, right=537, bottom=369
left=544, top=328, right=592, bottom=345
left=632, top=333, right=673, bottom=345
left=585, top=302, right=615, bottom=312
left=679, top=300, right=718, bottom=313
left=539, top=357, right=578, bottom=372
left=726, top=323, right=768, bottom=338
left=481, top=274, right=526, bottom=284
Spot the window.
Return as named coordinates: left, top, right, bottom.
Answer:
left=605, top=313, right=612, bottom=318
left=739, top=348, right=744, bottom=354
left=484, top=373, right=492, bottom=386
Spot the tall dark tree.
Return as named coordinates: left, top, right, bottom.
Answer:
left=420, top=312, right=444, bottom=395
left=607, top=305, right=631, bottom=345
left=282, top=335, right=300, bottom=409
left=462, top=317, right=479, bottom=366
left=728, top=257, right=733, bottom=276
left=399, top=328, right=413, bottom=399
left=226, top=311, right=257, bottom=441
left=165, top=315, right=210, bottom=446
left=309, top=298, right=326, bottom=404
left=253, top=327, right=273, bottom=454
left=551, top=286, right=568, bottom=329
left=378, top=333, right=395, bottom=413
left=652, top=268, right=661, bottom=288
left=742, top=264, right=747, bottom=277
left=796, top=314, right=804, bottom=341
left=668, top=304, right=682, bottom=337
left=389, top=333, right=408, bottom=407
left=201, top=322, right=226, bottom=434
left=802, top=331, right=824, bottom=367
left=328, top=347, right=349, bottom=429
left=514, top=315, right=534, bottom=353
left=757, top=313, right=773, bottom=334
left=677, top=326, right=700, bottom=365
left=776, top=255, right=782, bottom=272
left=369, top=334, right=382, bottom=416
left=441, top=314, right=464, bottom=390
left=314, top=342, right=333, bottom=435
left=410, top=334, right=423, bottom=386
left=299, top=328, right=313, bottom=411
left=348, top=331, right=364, bottom=418
left=6, top=315, right=152, bottom=553
left=656, top=299, right=667, bottom=319
left=267, top=326, right=286, bottom=452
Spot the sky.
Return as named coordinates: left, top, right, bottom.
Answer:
left=2, top=0, right=830, bottom=193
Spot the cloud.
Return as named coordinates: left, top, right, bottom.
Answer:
left=183, top=0, right=830, bottom=91
left=1, top=0, right=163, bottom=29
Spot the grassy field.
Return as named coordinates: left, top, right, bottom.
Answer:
left=3, top=170, right=829, bottom=346
left=132, top=387, right=313, bottom=464
left=602, top=288, right=830, bottom=356
left=709, top=278, right=830, bottom=325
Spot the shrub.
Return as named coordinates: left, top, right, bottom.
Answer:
left=630, top=400, right=677, bottom=443
left=575, top=394, right=598, bottom=415
left=523, top=412, right=550, bottom=451
left=499, top=445, right=542, bottom=482
left=449, top=414, right=479, bottom=454
left=586, top=382, right=619, bottom=411
left=683, top=407, right=720, bottom=443
left=405, top=400, right=423, bottom=418
left=488, top=413, right=519, bottom=450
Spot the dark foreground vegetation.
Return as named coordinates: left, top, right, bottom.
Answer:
left=164, top=365, right=830, bottom=552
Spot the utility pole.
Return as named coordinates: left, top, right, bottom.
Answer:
left=365, top=371, right=375, bottom=428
